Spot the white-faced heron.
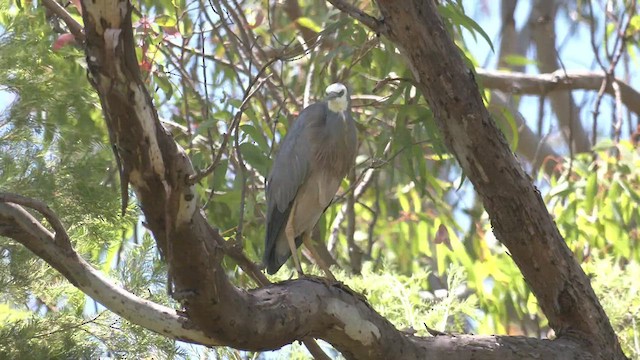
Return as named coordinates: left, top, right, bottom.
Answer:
left=263, top=83, right=357, bottom=279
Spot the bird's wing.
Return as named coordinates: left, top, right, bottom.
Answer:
left=263, top=103, right=326, bottom=271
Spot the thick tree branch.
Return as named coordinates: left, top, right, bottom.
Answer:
left=371, top=1, right=626, bottom=359
left=478, top=69, right=640, bottom=118
left=0, top=196, right=600, bottom=359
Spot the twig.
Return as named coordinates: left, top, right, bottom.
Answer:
left=29, top=312, right=106, bottom=340
left=232, top=117, right=249, bottom=247
left=587, top=0, right=635, bottom=148
left=325, top=0, right=387, bottom=35
left=612, top=80, right=624, bottom=145
left=189, top=60, right=276, bottom=185
left=41, top=0, right=85, bottom=42
left=328, top=141, right=392, bottom=252
left=366, top=179, right=380, bottom=257
left=345, top=167, right=361, bottom=274
left=333, top=140, right=425, bottom=204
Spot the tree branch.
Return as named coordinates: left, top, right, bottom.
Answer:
left=477, top=69, right=640, bottom=118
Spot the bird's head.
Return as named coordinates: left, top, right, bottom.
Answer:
left=325, top=83, right=349, bottom=113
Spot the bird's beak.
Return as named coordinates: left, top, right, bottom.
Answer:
left=325, top=91, right=340, bottom=100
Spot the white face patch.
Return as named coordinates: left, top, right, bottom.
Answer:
left=325, top=83, right=349, bottom=113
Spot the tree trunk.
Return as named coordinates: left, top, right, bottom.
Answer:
left=369, top=1, right=625, bottom=358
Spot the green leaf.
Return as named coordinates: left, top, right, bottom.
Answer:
left=212, top=159, right=229, bottom=190
left=549, top=181, right=574, bottom=198
left=239, top=142, right=268, bottom=177
left=296, top=17, right=322, bottom=33
left=437, top=4, right=494, bottom=52
left=592, top=138, right=616, bottom=151
left=154, top=14, right=177, bottom=28
left=502, top=54, right=537, bottom=67
left=240, top=124, right=269, bottom=154
left=153, top=73, right=173, bottom=100
left=497, top=107, right=519, bottom=151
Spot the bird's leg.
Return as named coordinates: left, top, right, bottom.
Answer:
left=285, top=216, right=304, bottom=277
left=302, top=232, right=337, bottom=282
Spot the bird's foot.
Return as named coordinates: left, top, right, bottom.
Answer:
left=297, top=272, right=340, bottom=287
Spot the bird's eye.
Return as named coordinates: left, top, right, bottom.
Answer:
left=338, top=90, right=345, bottom=96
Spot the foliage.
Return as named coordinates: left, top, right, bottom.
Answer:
left=588, top=257, right=640, bottom=358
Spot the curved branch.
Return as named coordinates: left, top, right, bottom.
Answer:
left=0, top=201, right=218, bottom=346
left=478, top=69, right=640, bottom=118
left=0, top=193, right=71, bottom=250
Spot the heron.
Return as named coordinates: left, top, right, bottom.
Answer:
left=263, top=83, right=357, bottom=279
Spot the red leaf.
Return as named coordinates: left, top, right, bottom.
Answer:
left=140, top=58, right=152, bottom=72
left=434, top=224, right=451, bottom=250
left=52, top=33, right=77, bottom=51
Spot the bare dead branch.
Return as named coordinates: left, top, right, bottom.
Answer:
left=477, top=69, right=640, bottom=118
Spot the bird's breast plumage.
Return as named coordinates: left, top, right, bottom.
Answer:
left=313, top=111, right=357, bottom=179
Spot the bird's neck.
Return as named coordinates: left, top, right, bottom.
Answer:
left=327, top=98, right=348, bottom=113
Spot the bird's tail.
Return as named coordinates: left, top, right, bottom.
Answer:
left=264, top=234, right=303, bottom=275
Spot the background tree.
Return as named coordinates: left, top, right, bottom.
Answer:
left=0, top=0, right=638, bottom=359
